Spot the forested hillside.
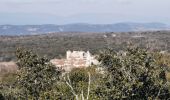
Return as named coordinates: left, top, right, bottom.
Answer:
left=0, top=31, right=170, bottom=61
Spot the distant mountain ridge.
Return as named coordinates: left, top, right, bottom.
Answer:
left=0, top=22, right=169, bottom=35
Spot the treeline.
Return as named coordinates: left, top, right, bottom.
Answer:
left=0, top=31, right=170, bottom=61
left=1, top=47, right=170, bottom=99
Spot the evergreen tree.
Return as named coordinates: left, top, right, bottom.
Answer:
left=97, top=47, right=170, bottom=99
left=15, top=48, right=61, bottom=99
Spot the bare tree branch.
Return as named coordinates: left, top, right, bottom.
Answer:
left=65, top=74, right=79, bottom=100
left=86, top=72, right=91, bottom=100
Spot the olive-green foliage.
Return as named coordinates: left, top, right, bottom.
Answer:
left=1, top=31, right=170, bottom=62
left=0, top=72, right=19, bottom=99
left=1, top=47, right=170, bottom=99
left=14, top=48, right=61, bottom=99
left=97, top=47, right=170, bottom=99
left=0, top=93, right=5, bottom=100
left=69, top=68, right=89, bottom=92
left=0, top=84, right=23, bottom=100
left=153, top=53, right=170, bottom=80
left=154, top=53, right=170, bottom=70
left=56, top=67, right=103, bottom=100
left=0, top=73, right=17, bottom=85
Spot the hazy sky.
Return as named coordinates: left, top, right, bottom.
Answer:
left=0, top=0, right=169, bottom=25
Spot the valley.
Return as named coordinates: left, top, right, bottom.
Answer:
left=0, top=31, right=170, bottom=62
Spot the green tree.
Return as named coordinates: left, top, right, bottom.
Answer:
left=15, top=48, right=61, bottom=99
left=0, top=92, right=5, bottom=100
left=97, top=47, right=170, bottom=99
left=61, top=67, right=103, bottom=100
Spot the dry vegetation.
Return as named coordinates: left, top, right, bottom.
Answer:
left=0, top=62, right=17, bottom=83
left=0, top=62, right=17, bottom=75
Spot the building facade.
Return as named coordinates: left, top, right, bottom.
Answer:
left=50, top=51, right=99, bottom=71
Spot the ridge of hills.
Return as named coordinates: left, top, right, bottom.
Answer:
left=0, top=22, right=169, bottom=35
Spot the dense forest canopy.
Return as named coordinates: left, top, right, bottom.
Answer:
left=0, top=31, right=170, bottom=62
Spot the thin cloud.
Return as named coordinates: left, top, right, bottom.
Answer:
left=0, top=0, right=169, bottom=24
left=116, top=0, right=132, bottom=4
left=0, top=0, right=62, bottom=4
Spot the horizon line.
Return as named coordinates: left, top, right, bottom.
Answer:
left=0, top=22, right=169, bottom=26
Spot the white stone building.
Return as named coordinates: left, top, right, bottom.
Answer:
left=50, top=51, right=99, bottom=71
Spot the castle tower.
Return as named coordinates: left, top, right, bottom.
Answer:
left=66, top=50, right=71, bottom=60
left=86, top=51, right=92, bottom=66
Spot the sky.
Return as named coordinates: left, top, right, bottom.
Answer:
left=0, top=0, right=170, bottom=25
